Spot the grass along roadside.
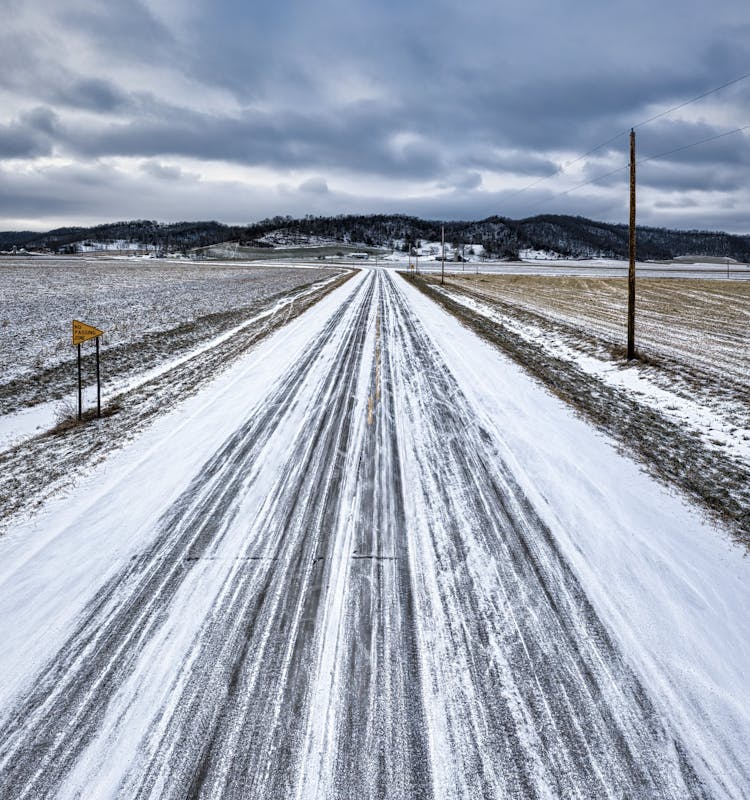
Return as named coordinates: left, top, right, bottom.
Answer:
left=436, top=273, right=750, bottom=401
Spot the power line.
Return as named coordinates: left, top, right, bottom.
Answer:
left=503, top=131, right=629, bottom=202
left=507, top=70, right=750, bottom=206
left=515, top=121, right=750, bottom=216
left=555, top=163, right=629, bottom=197
left=632, top=71, right=750, bottom=130
left=637, top=123, right=750, bottom=167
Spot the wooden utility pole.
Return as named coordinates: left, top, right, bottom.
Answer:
left=441, top=225, right=445, bottom=285
left=627, top=128, right=636, bottom=360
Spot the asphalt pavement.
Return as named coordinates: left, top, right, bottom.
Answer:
left=0, top=270, right=710, bottom=799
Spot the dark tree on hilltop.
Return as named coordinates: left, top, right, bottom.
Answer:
left=2, top=213, right=749, bottom=261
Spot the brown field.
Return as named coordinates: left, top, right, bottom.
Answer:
left=443, top=274, right=750, bottom=383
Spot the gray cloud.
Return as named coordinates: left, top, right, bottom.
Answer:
left=2, top=159, right=749, bottom=234
left=140, top=161, right=187, bottom=181
left=57, top=79, right=130, bottom=113
left=22, top=107, right=58, bottom=135
left=452, top=172, right=483, bottom=191
left=1, top=0, right=749, bottom=231
left=638, top=161, right=749, bottom=193
left=0, top=127, right=48, bottom=159
left=298, top=177, right=329, bottom=194
left=53, top=103, right=448, bottom=180
left=0, top=108, right=58, bottom=159
left=64, top=0, right=181, bottom=62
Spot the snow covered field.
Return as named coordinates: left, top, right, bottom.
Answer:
left=0, top=266, right=353, bottom=521
left=0, top=256, right=341, bottom=389
left=0, top=256, right=345, bottom=451
left=0, top=267, right=747, bottom=798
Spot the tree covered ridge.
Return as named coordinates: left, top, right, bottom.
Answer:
left=2, top=214, right=749, bottom=261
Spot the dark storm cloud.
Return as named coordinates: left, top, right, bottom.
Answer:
left=64, top=0, right=181, bottom=60
left=2, top=0, right=750, bottom=230
left=22, top=107, right=58, bottom=136
left=466, top=151, right=559, bottom=179
left=3, top=70, right=127, bottom=115
left=0, top=32, right=131, bottom=115
left=0, top=162, right=204, bottom=219
left=164, top=0, right=748, bottom=157
left=0, top=126, right=49, bottom=159
left=637, top=120, right=750, bottom=168
left=638, top=162, right=748, bottom=194
left=0, top=108, right=58, bottom=158
left=56, top=79, right=130, bottom=113
left=60, top=102, right=447, bottom=180
left=0, top=1, right=167, bottom=113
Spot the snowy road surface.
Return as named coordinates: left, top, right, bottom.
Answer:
left=0, top=270, right=748, bottom=799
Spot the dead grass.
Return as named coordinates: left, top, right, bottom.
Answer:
left=442, top=274, right=750, bottom=383
left=49, top=400, right=123, bottom=434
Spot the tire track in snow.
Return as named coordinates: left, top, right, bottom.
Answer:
left=0, top=268, right=713, bottom=799
left=380, top=271, right=708, bottom=799
left=297, top=273, right=433, bottom=800
left=126, top=271, right=377, bottom=799
left=0, top=274, right=376, bottom=798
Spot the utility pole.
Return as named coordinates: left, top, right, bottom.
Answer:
left=627, top=128, right=636, bottom=361
left=441, top=225, right=445, bottom=285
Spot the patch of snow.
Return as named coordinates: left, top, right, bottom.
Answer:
left=0, top=271, right=369, bottom=712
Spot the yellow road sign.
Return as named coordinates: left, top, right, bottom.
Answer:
left=72, top=319, right=104, bottom=346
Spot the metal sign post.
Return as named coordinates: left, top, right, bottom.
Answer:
left=77, top=343, right=82, bottom=420
left=96, top=335, right=101, bottom=418
left=72, top=320, right=105, bottom=421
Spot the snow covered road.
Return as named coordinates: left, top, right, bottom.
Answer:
left=0, top=269, right=747, bottom=799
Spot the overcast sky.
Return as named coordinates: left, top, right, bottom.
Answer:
left=1, top=0, right=749, bottom=232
